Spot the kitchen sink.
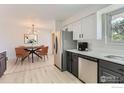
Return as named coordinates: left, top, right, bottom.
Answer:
left=105, top=55, right=124, bottom=61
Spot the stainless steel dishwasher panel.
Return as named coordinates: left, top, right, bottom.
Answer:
left=78, top=57, right=97, bottom=83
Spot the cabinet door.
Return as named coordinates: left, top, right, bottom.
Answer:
left=0, top=57, right=6, bottom=77
left=66, top=52, right=72, bottom=73
left=0, top=60, right=3, bottom=77
left=73, top=20, right=82, bottom=40
left=83, top=14, right=97, bottom=39
left=99, top=67, right=123, bottom=83
left=71, top=53, right=78, bottom=77
left=73, top=31, right=79, bottom=40
left=0, top=52, right=6, bottom=77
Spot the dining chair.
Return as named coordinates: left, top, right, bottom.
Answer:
left=15, top=47, right=29, bottom=64
left=37, top=46, right=48, bottom=61
left=36, top=45, right=45, bottom=52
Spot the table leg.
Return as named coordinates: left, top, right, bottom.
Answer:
left=33, top=52, right=42, bottom=60
left=32, top=52, right=34, bottom=63
left=22, top=52, right=31, bottom=62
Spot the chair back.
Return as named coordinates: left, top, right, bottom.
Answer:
left=36, top=45, right=45, bottom=51
left=45, top=46, right=48, bottom=54
left=15, top=47, right=26, bottom=56
left=40, top=46, right=48, bottom=54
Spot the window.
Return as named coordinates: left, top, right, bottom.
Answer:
left=105, top=8, right=124, bottom=44
left=111, top=12, right=124, bottom=41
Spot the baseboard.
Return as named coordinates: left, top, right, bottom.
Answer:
left=7, top=58, right=16, bottom=62
left=54, top=64, right=64, bottom=72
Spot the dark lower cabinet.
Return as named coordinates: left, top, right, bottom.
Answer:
left=66, top=51, right=78, bottom=77
left=66, top=51, right=124, bottom=83
left=99, top=60, right=124, bottom=83
left=66, top=51, right=72, bottom=73
left=71, top=53, right=78, bottom=77
left=0, top=51, right=7, bottom=77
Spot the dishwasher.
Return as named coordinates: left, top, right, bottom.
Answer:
left=78, top=55, right=98, bottom=83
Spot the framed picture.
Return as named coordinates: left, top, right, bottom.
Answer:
left=24, top=34, right=38, bottom=44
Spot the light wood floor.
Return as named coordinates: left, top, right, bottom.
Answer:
left=0, top=55, right=81, bottom=83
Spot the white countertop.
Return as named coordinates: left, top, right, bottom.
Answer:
left=66, top=49, right=124, bottom=65
left=0, top=50, right=5, bottom=53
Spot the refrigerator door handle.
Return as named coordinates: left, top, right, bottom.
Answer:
left=56, top=36, right=58, bottom=54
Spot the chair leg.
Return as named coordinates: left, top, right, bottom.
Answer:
left=15, top=57, right=18, bottom=64
left=21, top=58, right=23, bottom=65
left=37, top=55, right=39, bottom=61
left=44, top=55, right=45, bottom=61
left=47, top=54, right=48, bottom=59
left=28, top=56, right=30, bottom=61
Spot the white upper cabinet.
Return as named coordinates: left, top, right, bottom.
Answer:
left=64, top=13, right=97, bottom=40
left=72, top=20, right=83, bottom=40
left=83, top=14, right=97, bottom=40
left=72, top=13, right=97, bottom=40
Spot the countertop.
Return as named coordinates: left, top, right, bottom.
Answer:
left=66, top=49, right=124, bottom=65
left=0, top=50, right=5, bottom=53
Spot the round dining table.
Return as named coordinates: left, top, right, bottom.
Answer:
left=22, top=46, right=42, bottom=63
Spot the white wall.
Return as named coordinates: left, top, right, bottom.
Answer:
left=62, top=4, right=110, bottom=26
left=62, top=4, right=124, bottom=52
left=0, top=5, right=55, bottom=60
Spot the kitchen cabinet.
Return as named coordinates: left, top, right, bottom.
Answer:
left=99, top=60, right=124, bottom=83
left=63, top=13, right=99, bottom=40
left=71, top=53, right=78, bottom=77
left=0, top=51, right=7, bottom=77
left=83, top=13, right=97, bottom=40
left=69, top=13, right=97, bottom=40
left=66, top=51, right=72, bottom=73
left=66, top=51, right=78, bottom=77
left=66, top=49, right=124, bottom=83
left=72, top=20, right=83, bottom=40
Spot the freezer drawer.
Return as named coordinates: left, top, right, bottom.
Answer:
left=78, top=57, right=97, bottom=83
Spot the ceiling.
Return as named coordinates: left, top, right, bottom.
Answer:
left=0, top=4, right=110, bottom=20
left=0, top=4, right=109, bottom=30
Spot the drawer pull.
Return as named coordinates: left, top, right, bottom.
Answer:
left=118, top=69, right=124, bottom=72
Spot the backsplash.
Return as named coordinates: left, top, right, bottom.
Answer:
left=78, top=39, right=124, bottom=53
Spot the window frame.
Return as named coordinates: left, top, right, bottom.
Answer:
left=105, top=7, right=124, bottom=45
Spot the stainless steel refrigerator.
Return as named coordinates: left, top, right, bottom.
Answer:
left=54, top=31, right=77, bottom=71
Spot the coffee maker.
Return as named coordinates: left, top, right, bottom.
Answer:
left=78, top=42, right=88, bottom=51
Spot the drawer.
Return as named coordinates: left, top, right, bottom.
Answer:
left=78, top=54, right=98, bottom=62
left=99, top=60, right=124, bottom=75
left=72, top=53, right=78, bottom=61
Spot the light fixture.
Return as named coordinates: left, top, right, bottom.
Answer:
left=28, top=24, right=38, bottom=34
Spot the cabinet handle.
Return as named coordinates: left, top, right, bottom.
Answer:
left=79, top=34, right=81, bottom=38
left=79, top=34, right=83, bottom=38
left=118, top=69, right=124, bottom=72
left=81, top=34, right=83, bottom=38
